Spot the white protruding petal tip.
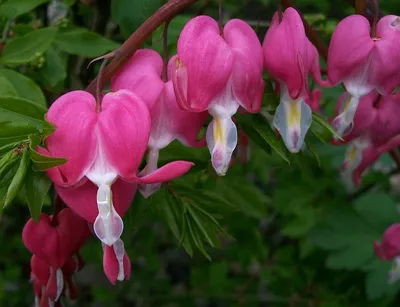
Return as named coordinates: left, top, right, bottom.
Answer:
left=139, top=183, right=161, bottom=199
left=273, top=98, right=311, bottom=153
left=388, top=257, right=400, bottom=284
left=113, top=240, right=126, bottom=281
left=206, top=117, right=238, bottom=176
left=55, top=268, right=64, bottom=301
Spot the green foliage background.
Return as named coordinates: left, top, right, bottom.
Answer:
left=0, top=0, right=399, bottom=306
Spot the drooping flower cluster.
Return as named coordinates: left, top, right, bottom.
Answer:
left=328, top=14, right=400, bottom=136
left=375, top=224, right=400, bottom=283
left=20, top=4, right=400, bottom=304
left=23, top=208, right=90, bottom=306
left=333, top=91, right=400, bottom=185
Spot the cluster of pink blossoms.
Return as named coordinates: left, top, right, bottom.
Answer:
left=23, top=6, right=400, bottom=304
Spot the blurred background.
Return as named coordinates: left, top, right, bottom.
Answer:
left=1, top=0, right=400, bottom=306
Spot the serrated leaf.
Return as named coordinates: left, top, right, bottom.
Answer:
left=0, top=122, right=39, bottom=147
left=25, top=169, right=52, bottom=221
left=1, top=27, right=57, bottom=65
left=2, top=145, right=30, bottom=208
left=0, top=0, right=50, bottom=19
left=54, top=28, right=119, bottom=57
left=0, top=96, right=46, bottom=128
left=28, top=134, right=66, bottom=170
left=0, top=68, right=46, bottom=107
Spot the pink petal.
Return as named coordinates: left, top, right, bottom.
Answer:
left=172, top=16, right=234, bottom=111
left=332, top=91, right=378, bottom=143
left=305, top=88, right=322, bottom=112
left=327, top=15, right=374, bottom=86
left=150, top=80, right=207, bottom=149
left=352, top=145, right=379, bottom=185
left=23, top=214, right=70, bottom=269
left=370, top=93, right=400, bottom=143
left=379, top=224, right=400, bottom=260
left=136, top=161, right=194, bottom=184
left=224, top=19, right=264, bottom=113
left=111, top=49, right=164, bottom=110
left=371, top=15, right=400, bottom=95
left=263, top=8, right=309, bottom=99
left=55, top=179, right=137, bottom=223
left=30, top=255, right=50, bottom=286
left=102, top=245, right=131, bottom=285
left=99, top=90, right=151, bottom=181
left=45, top=91, right=98, bottom=186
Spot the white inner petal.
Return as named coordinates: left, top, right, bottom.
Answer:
left=206, top=116, right=238, bottom=176
left=206, top=79, right=240, bottom=176
left=93, top=184, right=124, bottom=246
left=138, top=149, right=161, bottom=198
left=273, top=86, right=311, bottom=153
left=332, top=94, right=360, bottom=137
left=389, top=256, right=400, bottom=284
left=55, top=268, right=64, bottom=301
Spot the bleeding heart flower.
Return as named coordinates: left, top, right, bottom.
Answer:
left=111, top=49, right=208, bottom=198
left=171, top=16, right=264, bottom=175
left=328, top=14, right=400, bottom=136
left=41, top=90, right=193, bottom=249
left=23, top=209, right=89, bottom=269
left=263, top=7, right=326, bottom=153
left=375, top=224, right=400, bottom=283
left=23, top=209, right=89, bottom=302
left=334, top=91, right=400, bottom=185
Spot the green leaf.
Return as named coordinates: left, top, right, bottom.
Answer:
left=216, top=178, right=270, bottom=219
left=39, top=47, right=66, bottom=88
left=308, top=192, right=398, bottom=271
left=0, top=122, right=38, bottom=147
left=0, top=68, right=46, bottom=107
left=42, top=119, right=56, bottom=140
left=0, top=0, right=50, bottom=19
left=0, top=96, right=47, bottom=128
left=305, top=140, right=321, bottom=166
left=25, top=169, right=52, bottom=221
left=1, top=27, right=57, bottom=65
left=0, top=149, right=19, bottom=180
left=54, top=28, right=119, bottom=57
left=311, top=112, right=342, bottom=142
left=111, top=0, right=163, bottom=38
left=28, top=135, right=67, bottom=171
left=237, top=113, right=290, bottom=163
left=2, top=145, right=30, bottom=208
left=0, top=74, right=17, bottom=97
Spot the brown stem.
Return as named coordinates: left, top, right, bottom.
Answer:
left=278, top=0, right=283, bottom=22
left=86, top=0, right=200, bottom=95
left=96, top=58, right=109, bottom=112
left=280, top=0, right=328, bottom=61
left=354, top=0, right=367, bottom=15
left=218, top=0, right=224, bottom=35
left=162, top=20, right=171, bottom=82
left=51, top=194, right=63, bottom=227
left=370, top=0, right=379, bottom=37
